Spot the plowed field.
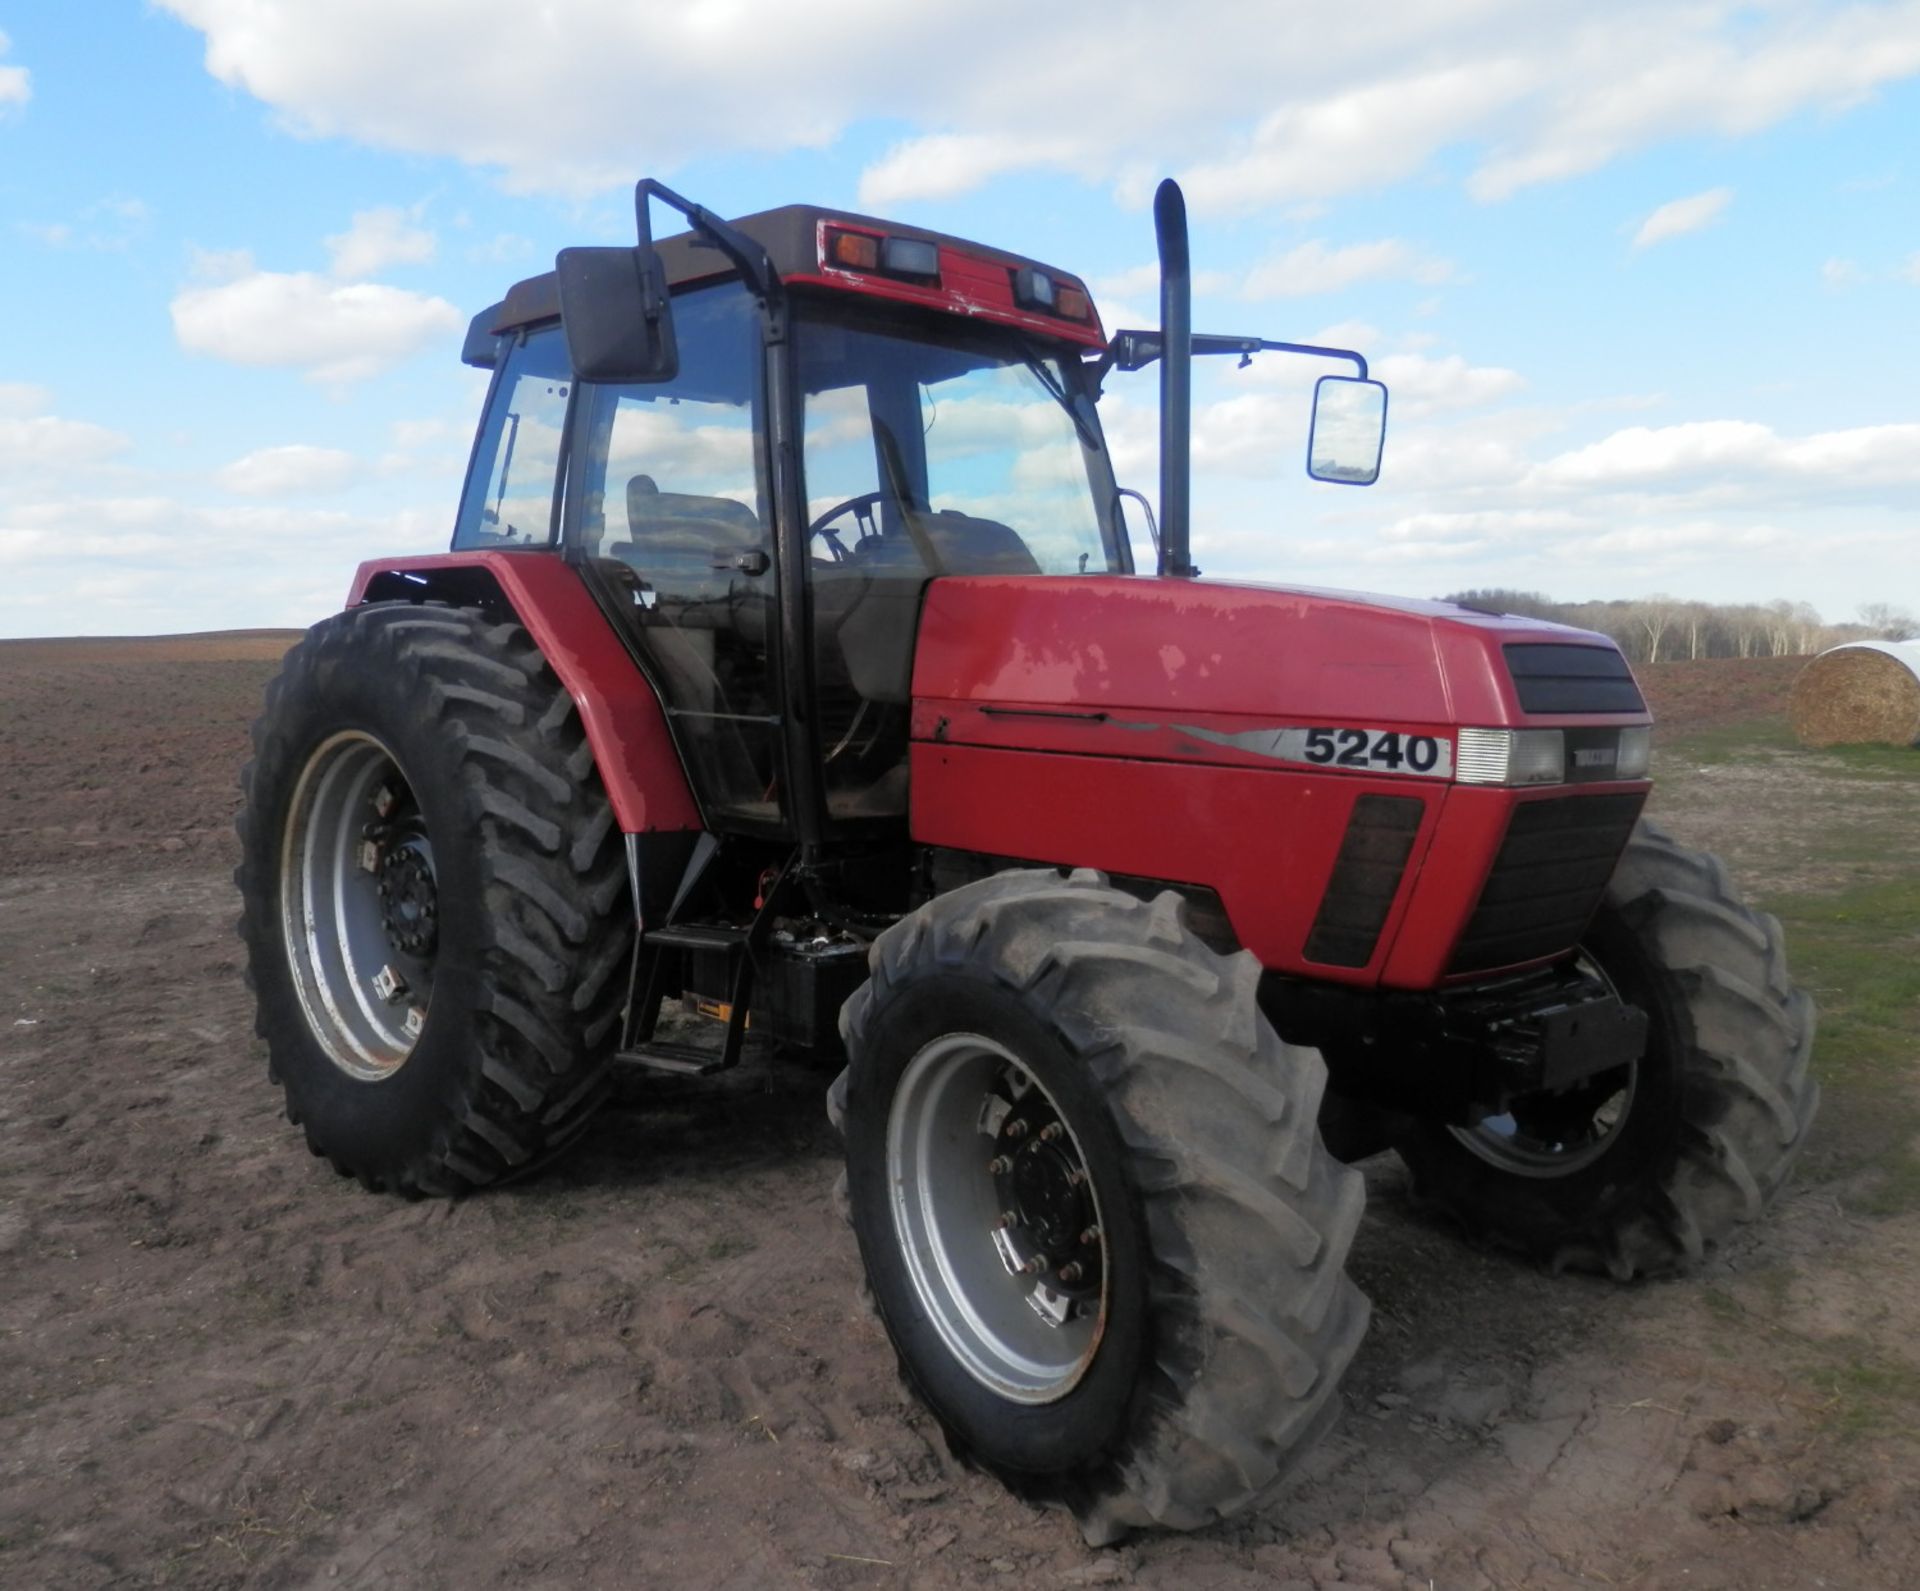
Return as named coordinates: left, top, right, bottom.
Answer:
left=3, top=634, right=1915, bottom=1590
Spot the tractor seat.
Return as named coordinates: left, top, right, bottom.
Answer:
left=622, top=472, right=764, bottom=567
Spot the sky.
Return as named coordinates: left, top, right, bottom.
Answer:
left=0, top=0, right=1916, bottom=638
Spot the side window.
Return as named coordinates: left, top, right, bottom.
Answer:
left=453, top=327, right=571, bottom=547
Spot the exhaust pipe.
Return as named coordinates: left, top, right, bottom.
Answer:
left=1155, top=178, right=1195, bottom=578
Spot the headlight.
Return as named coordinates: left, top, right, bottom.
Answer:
left=1615, top=726, right=1652, bottom=778
left=1455, top=726, right=1652, bottom=786
left=1455, top=728, right=1566, bottom=786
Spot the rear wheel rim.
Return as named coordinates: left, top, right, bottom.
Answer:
left=1450, top=955, right=1638, bottom=1179
left=886, top=1034, right=1108, bottom=1404
left=279, top=731, right=436, bottom=1081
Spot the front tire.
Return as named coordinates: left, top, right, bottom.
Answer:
left=236, top=602, right=633, bottom=1195
left=1397, top=818, right=1818, bottom=1277
left=838, top=869, right=1369, bottom=1544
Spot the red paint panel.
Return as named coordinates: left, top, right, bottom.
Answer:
left=912, top=575, right=1644, bottom=731
left=347, top=553, right=700, bottom=835
left=909, top=740, right=1443, bottom=984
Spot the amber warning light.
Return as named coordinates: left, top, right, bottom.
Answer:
left=824, top=228, right=941, bottom=282
left=1013, top=265, right=1090, bottom=322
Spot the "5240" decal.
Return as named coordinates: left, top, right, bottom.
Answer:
left=1300, top=726, right=1448, bottom=775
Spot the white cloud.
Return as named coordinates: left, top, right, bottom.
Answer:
left=1823, top=256, right=1864, bottom=288
left=860, top=133, right=1083, bottom=208
left=0, top=30, right=29, bottom=114
left=0, top=388, right=131, bottom=474
left=1243, top=239, right=1453, bottom=298
left=1903, top=252, right=1920, bottom=285
left=218, top=444, right=361, bottom=496
left=1181, top=60, right=1535, bottom=213
left=171, top=268, right=462, bottom=384
left=1373, top=353, right=1525, bottom=417
left=0, top=382, right=53, bottom=419
left=1631, top=187, right=1731, bottom=249
left=1530, top=419, right=1920, bottom=491
left=326, top=205, right=436, bottom=279
left=0, top=494, right=446, bottom=635
left=156, top=2, right=1920, bottom=209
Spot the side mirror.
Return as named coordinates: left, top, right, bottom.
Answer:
left=554, top=245, right=679, bottom=383
left=1307, top=375, right=1388, bottom=485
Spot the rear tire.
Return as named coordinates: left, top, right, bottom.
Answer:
left=1397, top=818, right=1818, bottom=1277
left=838, top=869, right=1369, bottom=1544
left=236, top=602, right=633, bottom=1195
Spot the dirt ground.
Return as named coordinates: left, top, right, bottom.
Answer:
left=3, top=635, right=1917, bottom=1590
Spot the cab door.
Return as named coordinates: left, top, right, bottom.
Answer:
left=566, top=281, right=788, bottom=832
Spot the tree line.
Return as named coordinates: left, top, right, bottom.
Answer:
left=1439, top=593, right=1919, bottom=665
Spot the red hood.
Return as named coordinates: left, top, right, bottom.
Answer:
left=910, top=574, right=1636, bottom=730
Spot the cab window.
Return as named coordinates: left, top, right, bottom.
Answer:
left=454, top=326, right=571, bottom=548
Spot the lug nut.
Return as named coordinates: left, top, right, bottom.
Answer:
left=1079, top=1225, right=1101, bottom=1246
left=987, top=1156, right=1012, bottom=1176
left=1038, top=1122, right=1065, bottom=1143
left=1003, top=1118, right=1028, bottom=1141
left=1020, top=1255, right=1048, bottom=1276
left=1058, top=1262, right=1084, bottom=1284
left=1066, top=1169, right=1088, bottom=1188
left=994, top=1210, right=1019, bottom=1231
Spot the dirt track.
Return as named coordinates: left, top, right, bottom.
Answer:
left=3, top=639, right=1917, bottom=1589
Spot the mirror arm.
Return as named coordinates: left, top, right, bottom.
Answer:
left=1096, top=330, right=1369, bottom=384
left=633, top=178, right=781, bottom=308
left=1245, top=338, right=1368, bottom=380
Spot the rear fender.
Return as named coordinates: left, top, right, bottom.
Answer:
left=349, top=552, right=701, bottom=835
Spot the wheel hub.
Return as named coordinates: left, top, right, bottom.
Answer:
left=377, top=840, right=438, bottom=957
left=995, top=1114, right=1102, bottom=1303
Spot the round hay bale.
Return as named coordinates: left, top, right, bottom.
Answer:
left=1789, top=641, right=1920, bottom=747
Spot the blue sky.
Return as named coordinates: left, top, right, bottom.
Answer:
left=1, top=1, right=1916, bottom=637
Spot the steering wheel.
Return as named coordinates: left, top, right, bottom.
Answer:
left=807, top=491, right=890, bottom=563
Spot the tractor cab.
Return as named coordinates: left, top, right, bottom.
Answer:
left=455, top=195, right=1133, bottom=848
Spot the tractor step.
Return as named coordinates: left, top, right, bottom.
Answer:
left=642, top=922, right=751, bottom=953
left=616, top=1040, right=735, bottom=1077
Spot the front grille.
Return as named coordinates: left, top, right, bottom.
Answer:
left=1505, top=644, right=1645, bottom=714
left=1448, top=792, right=1645, bottom=974
left=1305, top=795, right=1425, bottom=968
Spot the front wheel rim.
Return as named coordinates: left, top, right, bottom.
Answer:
left=886, top=1034, right=1108, bottom=1404
left=279, top=730, right=437, bottom=1081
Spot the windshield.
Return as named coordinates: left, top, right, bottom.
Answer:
left=796, top=307, right=1122, bottom=577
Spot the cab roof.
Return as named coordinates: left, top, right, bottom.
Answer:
left=468, top=203, right=1104, bottom=362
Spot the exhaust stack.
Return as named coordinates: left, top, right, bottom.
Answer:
left=1155, top=179, right=1195, bottom=578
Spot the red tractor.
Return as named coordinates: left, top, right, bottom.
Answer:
left=238, top=179, right=1816, bottom=1543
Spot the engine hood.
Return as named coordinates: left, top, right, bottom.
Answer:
left=910, top=574, right=1639, bottom=739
